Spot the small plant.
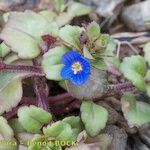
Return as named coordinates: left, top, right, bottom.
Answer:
left=0, top=0, right=150, bottom=150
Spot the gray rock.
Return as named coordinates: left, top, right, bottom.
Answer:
left=81, top=0, right=125, bottom=17
left=121, top=1, right=150, bottom=31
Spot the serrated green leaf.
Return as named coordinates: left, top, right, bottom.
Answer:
left=62, top=116, right=83, bottom=134
left=42, top=45, right=69, bottom=80
left=65, top=67, right=108, bottom=99
left=0, top=116, right=18, bottom=150
left=28, top=134, right=62, bottom=150
left=87, top=21, right=100, bottom=41
left=18, top=105, right=52, bottom=133
left=0, top=72, right=24, bottom=115
left=54, top=0, right=66, bottom=12
left=0, top=42, right=10, bottom=58
left=67, top=2, right=92, bottom=17
left=39, top=10, right=57, bottom=21
left=7, top=11, right=58, bottom=39
left=92, top=59, right=107, bottom=71
left=43, top=121, right=76, bottom=142
left=62, top=116, right=82, bottom=130
left=121, top=92, right=150, bottom=127
left=120, top=55, right=147, bottom=91
left=54, top=12, right=74, bottom=27
left=83, top=46, right=94, bottom=60
left=0, top=116, right=14, bottom=139
left=81, top=101, right=108, bottom=137
left=0, top=11, right=58, bottom=59
left=93, top=35, right=116, bottom=56
left=9, top=118, right=25, bottom=134
left=59, top=25, right=83, bottom=50
left=0, top=27, right=40, bottom=59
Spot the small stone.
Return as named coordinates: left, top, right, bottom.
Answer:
left=121, top=1, right=150, bottom=31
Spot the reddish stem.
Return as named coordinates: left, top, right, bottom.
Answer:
left=109, top=82, right=134, bottom=93
left=33, top=59, right=50, bottom=112
left=0, top=61, right=44, bottom=76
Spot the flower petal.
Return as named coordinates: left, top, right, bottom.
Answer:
left=61, top=66, right=72, bottom=79
left=70, top=72, right=89, bottom=85
left=62, top=51, right=81, bottom=65
left=61, top=50, right=91, bottom=85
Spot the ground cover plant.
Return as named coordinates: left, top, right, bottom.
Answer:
left=0, top=0, right=150, bottom=150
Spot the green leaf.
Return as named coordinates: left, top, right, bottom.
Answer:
left=42, top=45, right=69, bottom=80
left=0, top=72, right=24, bottom=115
left=83, top=46, right=94, bottom=59
left=62, top=116, right=82, bottom=130
left=62, top=116, right=83, bottom=134
left=0, top=116, right=18, bottom=150
left=28, top=134, right=62, bottom=150
left=120, top=55, right=147, bottom=91
left=9, top=118, right=25, bottom=134
left=59, top=25, right=83, bottom=50
left=144, top=42, right=150, bottom=66
left=145, top=70, right=150, bottom=96
left=7, top=11, right=58, bottom=39
left=0, top=11, right=58, bottom=59
left=0, top=116, right=14, bottom=139
left=87, top=21, right=100, bottom=41
left=93, top=35, right=116, bottom=56
left=0, top=25, right=40, bottom=59
left=121, top=92, right=150, bottom=127
left=0, top=42, right=10, bottom=58
left=43, top=121, right=76, bottom=142
left=65, top=67, right=108, bottom=99
left=54, top=0, right=66, bottom=12
left=67, top=2, right=92, bottom=17
left=39, top=10, right=57, bottom=21
left=18, top=105, right=52, bottom=133
left=92, top=59, right=107, bottom=71
left=81, top=101, right=108, bottom=137
left=55, top=12, right=74, bottom=27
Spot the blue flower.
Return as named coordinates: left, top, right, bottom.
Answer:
left=61, top=51, right=91, bottom=85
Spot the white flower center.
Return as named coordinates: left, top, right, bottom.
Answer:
left=71, top=62, right=83, bottom=74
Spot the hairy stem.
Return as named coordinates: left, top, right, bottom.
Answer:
left=109, top=81, right=134, bottom=93
left=33, top=59, right=50, bottom=112
left=0, top=61, right=44, bottom=76
left=20, top=93, right=74, bottom=106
